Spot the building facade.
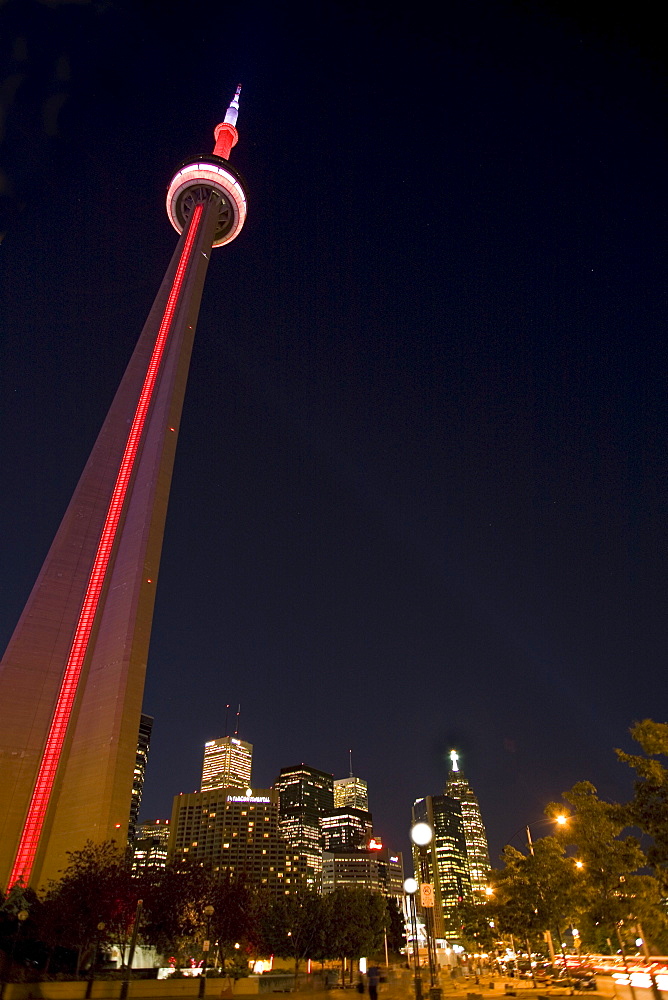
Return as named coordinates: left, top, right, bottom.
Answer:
left=168, top=788, right=298, bottom=895
left=132, top=818, right=171, bottom=873
left=333, top=775, right=369, bottom=811
left=322, top=846, right=404, bottom=900
left=412, top=794, right=471, bottom=938
left=321, top=807, right=373, bottom=852
left=274, top=765, right=334, bottom=888
left=0, top=89, right=248, bottom=890
left=444, top=750, right=491, bottom=895
left=201, top=736, right=253, bottom=792
left=129, top=714, right=153, bottom=845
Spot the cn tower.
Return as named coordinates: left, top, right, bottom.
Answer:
left=0, top=88, right=248, bottom=889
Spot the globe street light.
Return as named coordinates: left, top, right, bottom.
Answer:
left=410, top=822, right=439, bottom=996
left=404, top=877, right=422, bottom=1000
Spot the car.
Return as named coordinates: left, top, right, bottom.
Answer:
left=552, top=967, right=596, bottom=990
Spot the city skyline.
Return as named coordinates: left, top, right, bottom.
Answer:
left=0, top=0, right=665, bottom=867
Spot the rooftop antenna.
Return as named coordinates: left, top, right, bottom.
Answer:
left=224, top=84, right=242, bottom=126
left=234, top=704, right=241, bottom=736
left=224, top=703, right=230, bottom=737
left=214, top=84, right=242, bottom=159
left=349, top=749, right=353, bottom=778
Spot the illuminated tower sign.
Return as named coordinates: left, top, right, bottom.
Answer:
left=0, top=88, right=248, bottom=890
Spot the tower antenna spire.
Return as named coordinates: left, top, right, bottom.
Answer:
left=213, top=84, right=242, bottom=160
left=234, top=704, right=241, bottom=736
left=349, top=749, right=353, bottom=777
left=224, top=84, right=242, bottom=126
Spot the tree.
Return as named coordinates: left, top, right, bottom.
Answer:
left=322, top=889, right=386, bottom=984
left=455, top=898, right=498, bottom=955
left=39, top=841, right=139, bottom=975
left=259, top=892, right=326, bottom=981
left=384, top=897, right=406, bottom=957
left=492, top=837, right=582, bottom=960
left=140, top=861, right=214, bottom=967
left=549, top=781, right=668, bottom=953
left=0, top=880, right=41, bottom=977
left=209, top=877, right=265, bottom=972
left=617, top=720, right=668, bottom=889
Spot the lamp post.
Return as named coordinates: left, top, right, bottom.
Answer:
left=523, top=816, right=567, bottom=965
left=410, top=822, right=439, bottom=997
left=86, top=922, right=106, bottom=1000
left=404, top=877, right=422, bottom=1000
left=199, top=905, right=215, bottom=999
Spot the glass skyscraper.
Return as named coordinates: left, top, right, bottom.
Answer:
left=444, top=750, right=491, bottom=895
left=412, top=794, right=471, bottom=938
left=275, top=764, right=334, bottom=888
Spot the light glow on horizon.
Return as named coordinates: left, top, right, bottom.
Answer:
left=8, top=202, right=205, bottom=890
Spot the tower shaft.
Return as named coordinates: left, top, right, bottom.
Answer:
left=0, top=193, right=222, bottom=889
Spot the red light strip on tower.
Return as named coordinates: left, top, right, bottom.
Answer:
left=8, top=202, right=205, bottom=889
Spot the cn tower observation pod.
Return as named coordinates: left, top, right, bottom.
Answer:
left=166, top=154, right=248, bottom=248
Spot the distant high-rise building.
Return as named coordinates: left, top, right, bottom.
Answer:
left=201, top=736, right=252, bottom=792
left=132, top=817, right=170, bottom=873
left=333, top=775, right=368, bottom=811
left=168, top=788, right=298, bottom=895
left=275, top=765, right=334, bottom=888
left=444, top=750, right=491, bottom=895
left=322, top=844, right=404, bottom=900
left=321, top=807, right=373, bottom=852
left=128, top=714, right=153, bottom=845
left=412, top=794, right=471, bottom=938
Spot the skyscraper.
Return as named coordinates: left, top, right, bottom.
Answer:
left=322, top=845, right=404, bottom=899
left=132, top=818, right=171, bottom=873
left=321, top=806, right=373, bottom=851
left=412, top=794, right=471, bottom=938
left=333, top=775, right=369, bottom=811
left=274, top=764, right=334, bottom=888
left=129, top=714, right=154, bottom=845
left=201, top=736, right=253, bottom=792
left=168, top=788, right=299, bottom=896
left=444, top=750, right=491, bottom=895
left=0, top=88, right=247, bottom=890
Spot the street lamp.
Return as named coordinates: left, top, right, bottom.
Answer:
left=410, top=822, right=439, bottom=996
left=523, top=815, right=568, bottom=965
left=404, top=877, right=422, bottom=1000
left=86, top=922, right=106, bottom=1000
left=199, top=905, right=215, bottom=999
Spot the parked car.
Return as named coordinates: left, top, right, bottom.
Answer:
left=552, top=966, right=596, bottom=990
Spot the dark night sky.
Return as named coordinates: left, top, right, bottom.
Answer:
left=1, top=0, right=666, bottom=866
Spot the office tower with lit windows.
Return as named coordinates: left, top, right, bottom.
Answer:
left=333, top=775, right=368, bottom=811
left=275, top=764, right=334, bottom=888
left=322, top=844, right=404, bottom=899
left=412, top=794, right=472, bottom=938
left=321, top=806, right=373, bottom=851
left=168, top=788, right=298, bottom=895
left=444, top=750, right=491, bottom=895
left=0, top=88, right=247, bottom=890
left=201, top=736, right=253, bottom=792
left=132, top=817, right=171, bottom=873
left=128, top=714, right=153, bottom=845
